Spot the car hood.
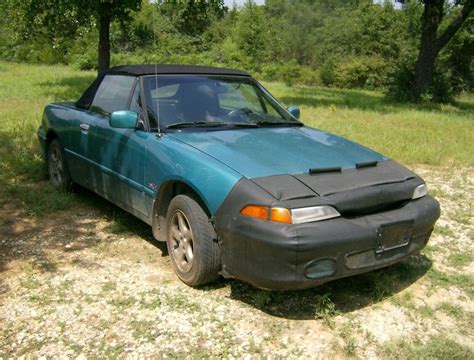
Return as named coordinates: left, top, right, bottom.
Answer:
left=169, top=126, right=386, bottom=178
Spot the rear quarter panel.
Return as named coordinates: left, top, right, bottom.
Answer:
left=40, top=102, right=83, bottom=151
left=40, top=103, right=91, bottom=184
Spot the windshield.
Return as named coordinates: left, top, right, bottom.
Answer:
left=142, top=75, right=300, bottom=131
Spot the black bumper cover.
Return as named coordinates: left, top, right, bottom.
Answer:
left=214, top=177, right=440, bottom=290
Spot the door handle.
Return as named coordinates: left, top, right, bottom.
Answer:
left=80, top=123, right=90, bottom=133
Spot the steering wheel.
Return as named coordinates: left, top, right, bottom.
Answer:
left=225, top=108, right=247, bottom=121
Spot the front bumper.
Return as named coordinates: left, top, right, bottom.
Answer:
left=216, top=195, right=440, bottom=290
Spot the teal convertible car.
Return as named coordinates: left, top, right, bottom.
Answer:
left=38, top=64, right=440, bottom=289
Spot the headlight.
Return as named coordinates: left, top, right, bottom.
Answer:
left=240, top=205, right=341, bottom=224
left=291, top=206, right=341, bottom=224
left=412, top=183, right=428, bottom=199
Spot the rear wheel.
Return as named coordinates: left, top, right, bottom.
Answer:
left=47, top=139, right=73, bottom=191
left=166, top=195, right=220, bottom=286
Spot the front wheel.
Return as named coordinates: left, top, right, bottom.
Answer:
left=166, top=195, right=220, bottom=286
left=47, top=139, right=73, bottom=191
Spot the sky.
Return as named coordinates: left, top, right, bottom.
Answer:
left=224, top=0, right=265, bottom=7
left=223, top=0, right=401, bottom=7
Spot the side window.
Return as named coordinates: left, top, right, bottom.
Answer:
left=129, top=82, right=142, bottom=113
left=91, top=75, right=136, bottom=114
left=218, top=83, right=263, bottom=113
left=129, top=82, right=147, bottom=131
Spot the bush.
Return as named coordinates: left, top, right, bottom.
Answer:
left=386, top=62, right=416, bottom=102
left=281, top=60, right=302, bottom=87
left=260, top=63, right=280, bottom=81
left=322, top=55, right=389, bottom=89
left=387, top=61, right=461, bottom=104
left=298, top=66, right=320, bottom=86
left=320, top=61, right=336, bottom=87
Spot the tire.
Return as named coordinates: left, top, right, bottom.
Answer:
left=47, top=138, right=73, bottom=191
left=166, top=194, right=220, bottom=286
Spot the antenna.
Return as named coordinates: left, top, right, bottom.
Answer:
left=154, top=63, right=161, bottom=137
left=154, top=3, right=161, bottom=138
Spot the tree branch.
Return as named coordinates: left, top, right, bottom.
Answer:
left=436, top=1, right=473, bottom=52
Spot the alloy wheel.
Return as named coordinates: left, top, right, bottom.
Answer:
left=169, top=210, right=194, bottom=273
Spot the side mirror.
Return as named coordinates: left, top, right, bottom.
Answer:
left=110, top=110, right=138, bottom=129
left=287, top=106, right=300, bottom=120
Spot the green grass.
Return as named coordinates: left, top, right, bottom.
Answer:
left=265, top=82, right=474, bottom=166
left=381, top=336, right=474, bottom=360
left=0, top=62, right=473, bottom=217
left=447, top=250, right=473, bottom=268
left=427, top=268, right=474, bottom=297
left=0, top=62, right=95, bottom=214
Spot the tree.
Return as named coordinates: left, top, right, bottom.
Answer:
left=5, top=0, right=141, bottom=73
left=406, top=0, right=473, bottom=100
left=158, top=0, right=227, bottom=38
left=90, top=0, right=142, bottom=72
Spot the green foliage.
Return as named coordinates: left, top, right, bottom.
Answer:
left=0, top=0, right=471, bottom=101
left=159, top=0, right=227, bottom=37
left=231, top=2, right=270, bottom=67
left=281, top=60, right=302, bottom=87
left=388, top=0, right=473, bottom=102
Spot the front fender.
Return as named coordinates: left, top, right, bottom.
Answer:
left=145, top=134, right=243, bottom=215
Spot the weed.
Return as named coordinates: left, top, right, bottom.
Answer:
left=253, top=290, right=273, bottom=308
left=20, top=274, right=40, bottom=290
left=62, top=339, right=83, bottom=355
left=101, top=281, right=117, bottom=293
left=104, top=214, right=130, bottom=234
left=139, top=290, right=162, bottom=310
left=381, top=336, right=474, bottom=359
left=96, top=339, right=126, bottom=358
left=108, top=295, right=137, bottom=309
left=162, top=292, right=201, bottom=312
left=447, top=250, right=473, bottom=268
left=427, top=268, right=474, bottom=297
left=452, top=209, right=472, bottom=226
left=129, top=320, right=158, bottom=342
left=437, top=302, right=474, bottom=329
left=434, top=224, right=455, bottom=238
left=314, top=293, right=338, bottom=327
left=338, top=320, right=357, bottom=356
left=422, top=244, right=440, bottom=257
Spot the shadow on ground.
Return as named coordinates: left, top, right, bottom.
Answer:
left=225, top=254, right=432, bottom=320
left=1, top=178, right=432, bottom=319
left=0, top=182, right=166, bottom=278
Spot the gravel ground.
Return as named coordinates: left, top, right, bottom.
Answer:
left=0, top=166, right=473, bottom=359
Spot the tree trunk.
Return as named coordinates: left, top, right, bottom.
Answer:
left=413, top=0, right=443, bottom=100
left=413, top=0, right=473, bottom=100
left=98, top=12, right=111, bottom=74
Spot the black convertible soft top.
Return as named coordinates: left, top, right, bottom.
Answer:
left=76, top=64, right=250, bottom=109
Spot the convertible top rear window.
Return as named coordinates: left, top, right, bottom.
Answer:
left=90, top=75, right=136, bottom=114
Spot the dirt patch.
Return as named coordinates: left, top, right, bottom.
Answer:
left=1, top=166, right=473, bottom=358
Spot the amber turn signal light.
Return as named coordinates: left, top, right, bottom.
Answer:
left=240, top=205, right=269, bottom=221
left=270, top=207, right=292, bottom=224
left=240, top=205, right=292, bottom=224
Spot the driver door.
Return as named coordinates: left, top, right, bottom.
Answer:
left=84, top=75, right=150, bottom=217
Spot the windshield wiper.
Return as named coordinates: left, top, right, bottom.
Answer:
left=166, top=121, right=227, bottom=129
left=255, top=120, right=303, bottom=127
left=227, top=122, right=259, bottom=128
